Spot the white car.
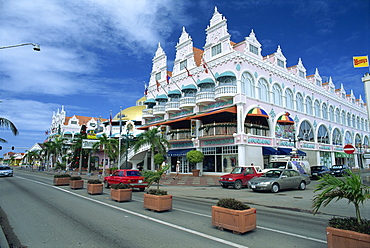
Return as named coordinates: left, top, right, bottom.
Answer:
left=0, top=166, right=13, bottom=177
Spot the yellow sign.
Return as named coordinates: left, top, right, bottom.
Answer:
left=353, top=56, right=369, bottom=68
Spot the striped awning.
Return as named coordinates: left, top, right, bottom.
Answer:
left=277, top=113, right=294, bottom=124
left=247, top=108, right=269, bottom=118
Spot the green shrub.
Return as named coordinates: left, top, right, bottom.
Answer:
left=147, top=189, right=167, bottom=195
left=87, top=179, right=102, bottom=184
left=54, top=174, right=71, bottom=178
left=111, top=183, right=131, bottom=189
left=70, top=176, right=82, bottom=180
left=217, top=198, right=250, bottom=210
left=329, top=217, right=370, bottom=235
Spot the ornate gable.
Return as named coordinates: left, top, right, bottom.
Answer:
left=173, top=27, right=197, bottom=75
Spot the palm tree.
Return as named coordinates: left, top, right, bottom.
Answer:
left=133, top=127, right=170, bottom=171
left=42, top=140, right=55, bottom=170
left=0, top=117, right=19, bottom=143
left=92, top=133, right=118, bottom=174
left=24, top=150, right=41, bottom=169
left=312, top=170, right=370, bottom=224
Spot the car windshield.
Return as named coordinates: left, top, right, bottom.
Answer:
left=311, top=166, right=325, bottom=171
left=126, top=171, right=141, bottom=176
left=262, top=170, right=281, bottom=178
left=0, top=167, right=11, bottom=170
left=230, top=167, right=243, bottom=174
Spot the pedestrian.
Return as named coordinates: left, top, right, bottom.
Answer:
left=161, top=161, right=167, bottom=180
left=173, top=161, right=181, bottom=180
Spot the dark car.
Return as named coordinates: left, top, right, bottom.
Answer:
left=330, top=165, right=350, bottom=177
left=0, top=166, right=13, bottom=177
left=310, top=166, right=330, bottom=179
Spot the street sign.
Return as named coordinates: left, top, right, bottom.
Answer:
left=343, top=144, right=355, bottom=154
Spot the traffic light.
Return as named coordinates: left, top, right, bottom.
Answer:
left=11, top=146, right=14, bottom=150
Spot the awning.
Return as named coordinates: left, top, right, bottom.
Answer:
left=335, top=152, right=354, bottom=158
left=278, top=148, right=307, bottom=156
left=216, top=71, right=236, bottom=79
left=277, top=113, right=294, bottom=124
left=263, top=147, right=280, bottom=155
left=167, top=148, right=194, bottom=157
left=247, top=107, right=269, bottom=118
left=155, top=94, right=168, bottom=100
left=197, top=78, right=215, bottom=86
left=168, top=89, right=181, bottom=97
left=144, top=98, right=156, bottom=104
left=191, top=105, right=237, bottom=119
left=181, top=84, right=197, bottom=91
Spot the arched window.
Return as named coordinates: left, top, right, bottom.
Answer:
left=322, top=103, right=328, bottom=120
left=318, top=125, right=329, bottom=144
left=241, top=72, right=255, bottom=98
left=296, top=93, right=304, bottom=112
left=351, top=115, right=355, bottom=128
left=257, top=78, right=269, bottom=102
left=335, top=109, right=340, bottom=124
left=341, top=111, right=346, bottom=125
left=347, top=113, right=351, bottom=127
left=344, top=131, right=353, bottom=144
left=272, top=84, right=282, bottom=105
left=285, top=88, right=294, bottom=109
left=356, top=116, right=360, bottom=129
left=305, top=97, right=312, bottom=115
left=298, top=120, right=314, bottom=142
left=332, top=128, right=342, bottom=145
left=314, top=100, right=320, bottom=117
left=329, top=106, right=334, bottom=122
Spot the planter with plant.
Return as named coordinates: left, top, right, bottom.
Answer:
left=312, top=170, right=370, bottom=247
left=110, top=183, right=132, bottom=202
left=53, top=174, right=71, bottom=186
left=186, top=150, right=204, bottom=177
left=87, top=179, right=103, bottom=195
left=142, top=163, right=172, bottom=212
left=212, top=198, right=256, bottom=234
left=69, top=176, right=84, bottom=189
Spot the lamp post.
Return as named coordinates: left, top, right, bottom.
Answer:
left=122, top=122, right=134, bottom=169
left=0, top=43, right=41, bottom=51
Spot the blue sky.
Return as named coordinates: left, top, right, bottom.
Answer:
left=1, top=0, right=369, bottom=154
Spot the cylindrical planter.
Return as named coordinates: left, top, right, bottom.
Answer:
left=53, top=177, right=70, bottom=186
left=69, top=180, right=84, bottom=189
left=143, top=194, right=172, bottom=212
left=191, top=169, right=200, bottom=177
left=87, top=183, right=103, bottom=195
left=212, top=206, right=257, bottom=234
left=110, top=188, right=132, bottom=202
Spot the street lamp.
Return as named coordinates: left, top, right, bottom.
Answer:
left=0, top=43, right=41, bottom=51
left=122, top=122, right=134, bottom=169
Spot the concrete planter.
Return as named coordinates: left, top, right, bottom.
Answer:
left=53, top=177, right=70, bottom=186
left=326, top=226, right=370, bottom=248
left=212, top=206, right=256, bottom=234
left=69, top=180, right=84, bottom=189
left=87, top=183, right=103, bottom=195
left=143, top=194, right=172, bottom=212
left=110, top=188, right=132, bottom=202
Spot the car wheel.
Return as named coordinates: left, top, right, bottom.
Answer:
left=104, top=181, right=110, bottom=188
left=271, top=183, right=279, bottom=193
left=298, top=181, right=306, bottom=190
left=234, top=180, right=242, bottom=189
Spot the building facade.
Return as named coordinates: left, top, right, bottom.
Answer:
left=139, top=7, right=369, bottom=175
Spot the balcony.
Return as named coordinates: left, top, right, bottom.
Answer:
left=244, top=123, right=270, bottom=137
left=199, top=122, right=237, bottom=137
left=152, top=105, right=166, bottom=115
left=196, top=91, right=216, bottom=105
left=215, top=85, right=237, bottom=99
left=167, top=129, right=192, bottom=141
left=179, top=96, right=196, bottom=109
left=165, top=101, right=180, bottom=112
left=142, top=108, right=154, bottom=118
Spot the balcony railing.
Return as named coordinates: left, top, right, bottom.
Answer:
left=196, top=91, right=216, bottom=105
left=215, top=85, right=237, bottom=99
left=199, top=122, right=237, bottom=137
left=153, top=105, right=166, bottom=115
left=179, top=96, right=196, bottom=109
left=165, top=101, right=180, bottom=112
left=244, top=123, right=270, bottom=137
left=167, top=129, right=192, bottom=141
left=142, top=108, right=154, bottom=118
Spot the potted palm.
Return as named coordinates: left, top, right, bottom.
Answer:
left=186, top=150, right=204, bottom=177
left=53, top=174, right=71, bottom=186
left=87, top=179, right=103, bottom=195
left=212, top=198, right=256, bottom=234
left=110, top=183, right=132, bottom=202
left=312, top=170, right=370, bottom=247
left=142, top=163, right=172, bottom=212
left=69, top=176, right=84, bottom=189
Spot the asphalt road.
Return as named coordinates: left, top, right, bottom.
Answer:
left=1, top=170, right=368, bottom=248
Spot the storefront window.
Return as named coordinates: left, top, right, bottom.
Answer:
left=202, top=146, right=238, bottom=173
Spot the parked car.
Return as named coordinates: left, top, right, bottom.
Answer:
left=330, top=165, right=350, bottom=177
left=219, top=166, right=264, bottom=189
left=248, top=169, right=310, bottom=193
left=0, top=166, right=13, bottom=177
left=263, top=160, right=311, bottom=176
left=310, top=166, right=330, bottom=179
left=103, top=169, right=147, bottom=191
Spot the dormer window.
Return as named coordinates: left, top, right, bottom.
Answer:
left=299, top=70, right=305, bottom=78
left=316, top=80, right=321, bottom=86
left=71, top=121, right=77, bottom=124
left=155, top=72, right=161, bottom=81
left=277, top=59, right=284, bottom=68
left=180, top=60, right=187, bottom=71
left=211, top=44, right=221, bottom=56
left=249, top=44, right=258, bottom=55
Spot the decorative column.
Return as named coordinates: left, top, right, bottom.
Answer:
left=362, top=72, right=370, bottom=118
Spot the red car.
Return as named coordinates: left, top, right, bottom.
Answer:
left=219, top=166, right=264, bottom=189
left=103, top=169, right=147, bottom=191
